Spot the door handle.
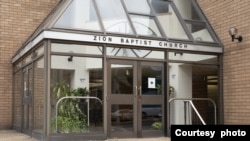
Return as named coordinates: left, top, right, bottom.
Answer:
left=135, top=86, right=138, bottom=98
left=138, top=86, right=141, bottom=96
left=138, top=86, right=142, bottom=102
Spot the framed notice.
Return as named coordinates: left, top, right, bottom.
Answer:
left=148, top=77, right=156, bottom=88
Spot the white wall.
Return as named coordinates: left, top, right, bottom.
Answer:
left=169, top=63, right=192, bottom=124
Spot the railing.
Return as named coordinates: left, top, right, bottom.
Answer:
left=168, top=98, right=217, bottom=125
left=55, top=96, right=103, bottom=132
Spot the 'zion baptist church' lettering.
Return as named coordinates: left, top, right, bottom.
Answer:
left=93, top=35, right=188, bottom=49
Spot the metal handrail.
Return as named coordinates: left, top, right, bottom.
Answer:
left=169, top=97, right=217, bottom=125
left=188, top=100, right=206, bottom=125
left=55, top=96, right=103, bottom=132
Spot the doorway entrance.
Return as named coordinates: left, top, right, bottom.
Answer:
left=22, top=65, right=33, bottom=135
left=108, top=59, right=165, bottom=138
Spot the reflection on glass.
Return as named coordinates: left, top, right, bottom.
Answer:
left=169, top=62, right=218, bottom=125
left=111, top=104, right=133, bottom=132
left=186, top=22, right=214, bottom=42
left=33, top=58, right=44, bottom=133
left=51, top=43, right=103, bottom=55
left=141, top=65, right=162, bottom=95
left=106, top=47, right=152, bottom=58
left=173, top=0, right=202, bottom=21
left=96, top=0, right=133, bottom=34
left=142, top=105, right=162, bottom=131
left=150, top=0, right=169, bottom=14
left=54, top=0, right=101, bottom=31
left=169, top=52, right=218, bottom=63
left=22, top=53, right=33, bottom=65
left=111, top=64, right=133, bottom=94
left=50, top=56, right=103, bottom=133
left=124, top=0, right=152, bottom=14
left=130, top=15, right=161, bottom=37
left=144, top=50, right=164, bottom=59
left=152, top=2, right=189, bottom=40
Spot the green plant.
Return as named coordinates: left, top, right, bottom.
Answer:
left=169, top=86, right=174, bottom=94
left=156, top=84, right=161, bottom=94
left=152, top=121, right=162, bottom=130
left=51, top=81, right=89, bottom=133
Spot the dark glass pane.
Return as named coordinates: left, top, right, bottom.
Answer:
left=151, top=0, right=169, bottom=14
left=111, top=104, right=134, bottom=132
left=111, top=64, right=133, bottom=94
left=141, top=65, right=162, bottom=95
left=142, top=104, right=162, bottom=131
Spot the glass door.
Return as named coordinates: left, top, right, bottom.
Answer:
left=108, top=60, right=137, bottom=138
left=139, top=62, right=164, bottom=137
left=108, top=60, right=164, bottom=138
left=22, top=65, right=33, bottom=135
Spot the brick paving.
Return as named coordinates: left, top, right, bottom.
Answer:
left=0, top=130, right=170, bottom=141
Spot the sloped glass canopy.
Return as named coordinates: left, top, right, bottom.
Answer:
left=54, top=0, right=101, bottom=31
left=52, top=0, right=220, bottom=44
left=19, top=0, right=221, bottom=48
left=173, top=0, right=216, bottom=42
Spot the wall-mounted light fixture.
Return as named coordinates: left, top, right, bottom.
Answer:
left=229, top=27, right=243, bottom=42
left=68, top=56, right=73, bottom=62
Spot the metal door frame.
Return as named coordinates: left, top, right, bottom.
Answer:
left=107, top=59, right=165, bottom=138
left=21, top=64, right=33, bottom=135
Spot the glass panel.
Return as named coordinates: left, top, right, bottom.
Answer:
left=22, top=53, right=33, bottom=65
left=152, top=2, right=189, bottom=40
left=169, top=52, right=218, bottom=63
left=144, top=50, right=165, bottom=59
left=14, top=60, right=22, bottom=72
left=107, top=47, right=150, bottom=58
left=111, top=104, right=133, bottom=132
left=173, top=0, right=202, bottom=21
left=151, top=0, right=169, bottom=14
left=50, top=56, right=103, bottom=133
left=106, top=47, right=164, bottom=59
left=111, top=64, right=133, bottom=94
left=124, top=0, right=152, bottom=15
left=34, top=45, right=44, bottom=57
left=96, top=0, right=133, bottom=34
left=186, top=22, right=214, bottom=42
left=51, top=43, right=103, bottom=55
left=33, top=58, right=44, bottom=133
left=141, top=65, right=162, bottom=95
left=22, top=67, right=33, bottom=131
left=142, top=105, right=162, bottom=131
left=13, top=70, right=22, bottom=128
left=130, top=15, right=161, bottom=37
left=54, top=0, right=101, bottom=31
left=23, top=105, right=28, bottom=129
left=28, top=68, right=33, bottom=130
left=169, top=62, right=218, bottom=125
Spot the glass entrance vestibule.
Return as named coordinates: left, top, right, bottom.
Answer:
left=12, top=0, right=223, bottom=140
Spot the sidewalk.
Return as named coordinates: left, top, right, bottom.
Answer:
left=0, top=130, right=170, bottom=141
left=0, top=130, right=38, bottom=141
